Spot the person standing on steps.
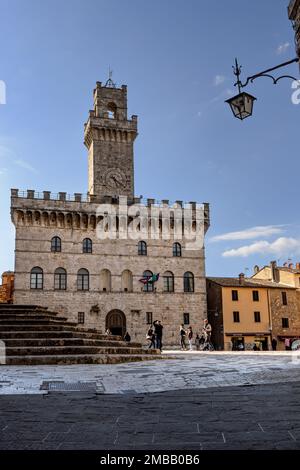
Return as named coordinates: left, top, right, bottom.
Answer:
left=146, top=326, right=155, bottom=349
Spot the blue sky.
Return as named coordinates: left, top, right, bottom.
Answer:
left=0, top=0, right=299, bottom=277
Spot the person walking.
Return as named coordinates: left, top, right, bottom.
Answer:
left=180, top=324, right=187, bottom=350
left=271, top=337, right=278, bottom=351
left=285, top=338, right=290, bottom=351
left=146, top=327, right=155, bottom=349
left=195, top=334, right=200, bottom=351
left=187, top=326, right=193, bottom=351
left=155, top=320, right=163, bottom=351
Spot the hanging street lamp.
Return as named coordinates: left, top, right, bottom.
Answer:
left=226, top=57, right=299, bottom=120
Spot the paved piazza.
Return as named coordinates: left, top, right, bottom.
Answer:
left=1, top=352, right=300, bottom=450
left=0, top=351, right=300, bottom=395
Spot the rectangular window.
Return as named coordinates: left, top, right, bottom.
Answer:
left=282, top=292, right=288, bottom=305
left=282, top=317, right=289, bottom=328
left=254, top=311, right=261, bottom=323
left=233, top=311, right=240, bottom=323
left=232, top=290, right=238, bottom=301
left=183, top=313, right=190, bottom=325
left=78, top=312, right=85, bottom=324
left=252, top=290, right=259, bottom=302
left=146, top=312, right=153, bottom=325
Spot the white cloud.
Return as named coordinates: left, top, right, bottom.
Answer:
left=14, top=159, right=38, bottom=174
left=222, top=237, right=300, bottom=258
left=211, top=225, right=285, bottom=242
left=276, top=42, right=290, bottom=55
left=214, top=75, right=226, bottom=86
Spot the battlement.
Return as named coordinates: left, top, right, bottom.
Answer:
left=10, top=188, right=210, bottom=214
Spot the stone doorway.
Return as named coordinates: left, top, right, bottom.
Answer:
left=106, top=310, right=126, bottom=337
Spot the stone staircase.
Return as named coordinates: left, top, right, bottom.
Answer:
left=0, top=304, right=161, bottom=365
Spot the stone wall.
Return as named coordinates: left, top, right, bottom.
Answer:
left=269, top=288, right=300, bottom=350
left=11, top=192, right=209, bottom=347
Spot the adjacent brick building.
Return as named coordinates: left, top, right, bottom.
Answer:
left=11, top=80, right=210, bottom=346
left=0, top=271, right=14, bottom=303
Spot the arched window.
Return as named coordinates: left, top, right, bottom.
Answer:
left=184, top=272, right=194, bottom=293
left=54, top=267, right=67, bottom=290
left=173, top=242, right=182, bottom=257
left=77, top=268, right=89, bottom=291
left=83, top=238, right=92, bottom=253
left=163, top=271, right=174, bottom=292
left=30, top=267, right=43, bottom=289
left=138, top=241, right=147, bottom=256
left=143, top=270, right=153, bottom=292
left=121, top=270, right=133, bottom=292
left=51, top=236, right=61, bottom=252
left=107, top=102, right=117, bottom=119
left=100, top=269, right=111, bottom=292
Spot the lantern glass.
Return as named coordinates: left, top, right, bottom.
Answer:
left=226, top=92, right=257, bottom=120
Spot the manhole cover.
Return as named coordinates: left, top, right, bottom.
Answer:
left=40, top=381, right=97, bottom=392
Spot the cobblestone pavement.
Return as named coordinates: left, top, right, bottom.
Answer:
left=1, top=351, right=300, bottom=395
left=0, top=381, right=300, bottom=450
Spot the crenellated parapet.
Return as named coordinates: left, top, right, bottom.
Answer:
left=10, top=188, right=210, bottom=233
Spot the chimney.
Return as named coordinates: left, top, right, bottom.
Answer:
left=239, top=273, right=245, bottom=285
left=289, top=263, right=294, bottom=269
left=270, top=261, right=279, bottom=283
left=296, top=263, right=300, bottom=270
left=283, top=262, right=288, bottom=267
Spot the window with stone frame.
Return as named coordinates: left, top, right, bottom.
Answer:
left=51, top=236, right=61, bottom=252
left=30, top=267, right=43, bottom=290
left=184, top=272, right=194, bottom=292
left=83, top=238, right=92, bottom=254
left=143, top=270, right=153, bottom=292
left=78, top=312, right=85, bottom=324
left=77, top=269, right=89, bottom=291
left=163, top=271, right=174, bottom=292
left=173, top=242, right=182, bottom=257
left=183, top=313, right=190, bottom=325
left=54, top=268, right=67, bottom=290
left=282, top=292, right=288, bottom=306
left=146, top=312, right=153, bottom=324
left=138, top=241, right=147, bottom=256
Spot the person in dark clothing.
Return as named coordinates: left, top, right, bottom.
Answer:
left=180, top=324, right=187, bottom=350
left=271, top=337, right=277, bottom=351
left=124, top=331, right=131, bottom=342
left=154, top=321, right=163, bottom=351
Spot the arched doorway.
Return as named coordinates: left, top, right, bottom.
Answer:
left=106, top=310, right=126, bottom=337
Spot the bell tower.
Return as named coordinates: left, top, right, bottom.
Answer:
left=84, top=79, right=138, bottom=198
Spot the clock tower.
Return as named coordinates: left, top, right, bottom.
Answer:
left=84, top=79, right=138, bottom=199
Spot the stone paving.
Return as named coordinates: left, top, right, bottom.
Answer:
left=1, top=351, right=300, bottom=395
left=1, top=352, right=300, bottom=450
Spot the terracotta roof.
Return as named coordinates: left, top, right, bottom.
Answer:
left=207, top=277, right=296, bottom=289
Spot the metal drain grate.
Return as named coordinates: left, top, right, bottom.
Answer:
left=40, top=381, right=97, bottom=392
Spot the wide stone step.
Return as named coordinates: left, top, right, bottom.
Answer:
left=0, top=304, right=49, bottom=311
left=4, top=354, right=164, bottom=365
left=0, top=318, right=73, bottom=325
left=0, top=321, right=82, bottom=334
left=0, top=331, right=118, bottom=340
left=5, top=346, right=160, bottom=356
left=2, top=338, right=143, bottom=348
left=0, top=315, right=69, bottom=322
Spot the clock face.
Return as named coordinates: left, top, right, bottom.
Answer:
left=104, top=169, right=127, bottom=190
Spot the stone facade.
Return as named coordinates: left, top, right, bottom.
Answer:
left=11, top=81, right=210, bottom=346
left=0, top=271, right=14, bottom=303
left=288, top=0, right=300, bottom=61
